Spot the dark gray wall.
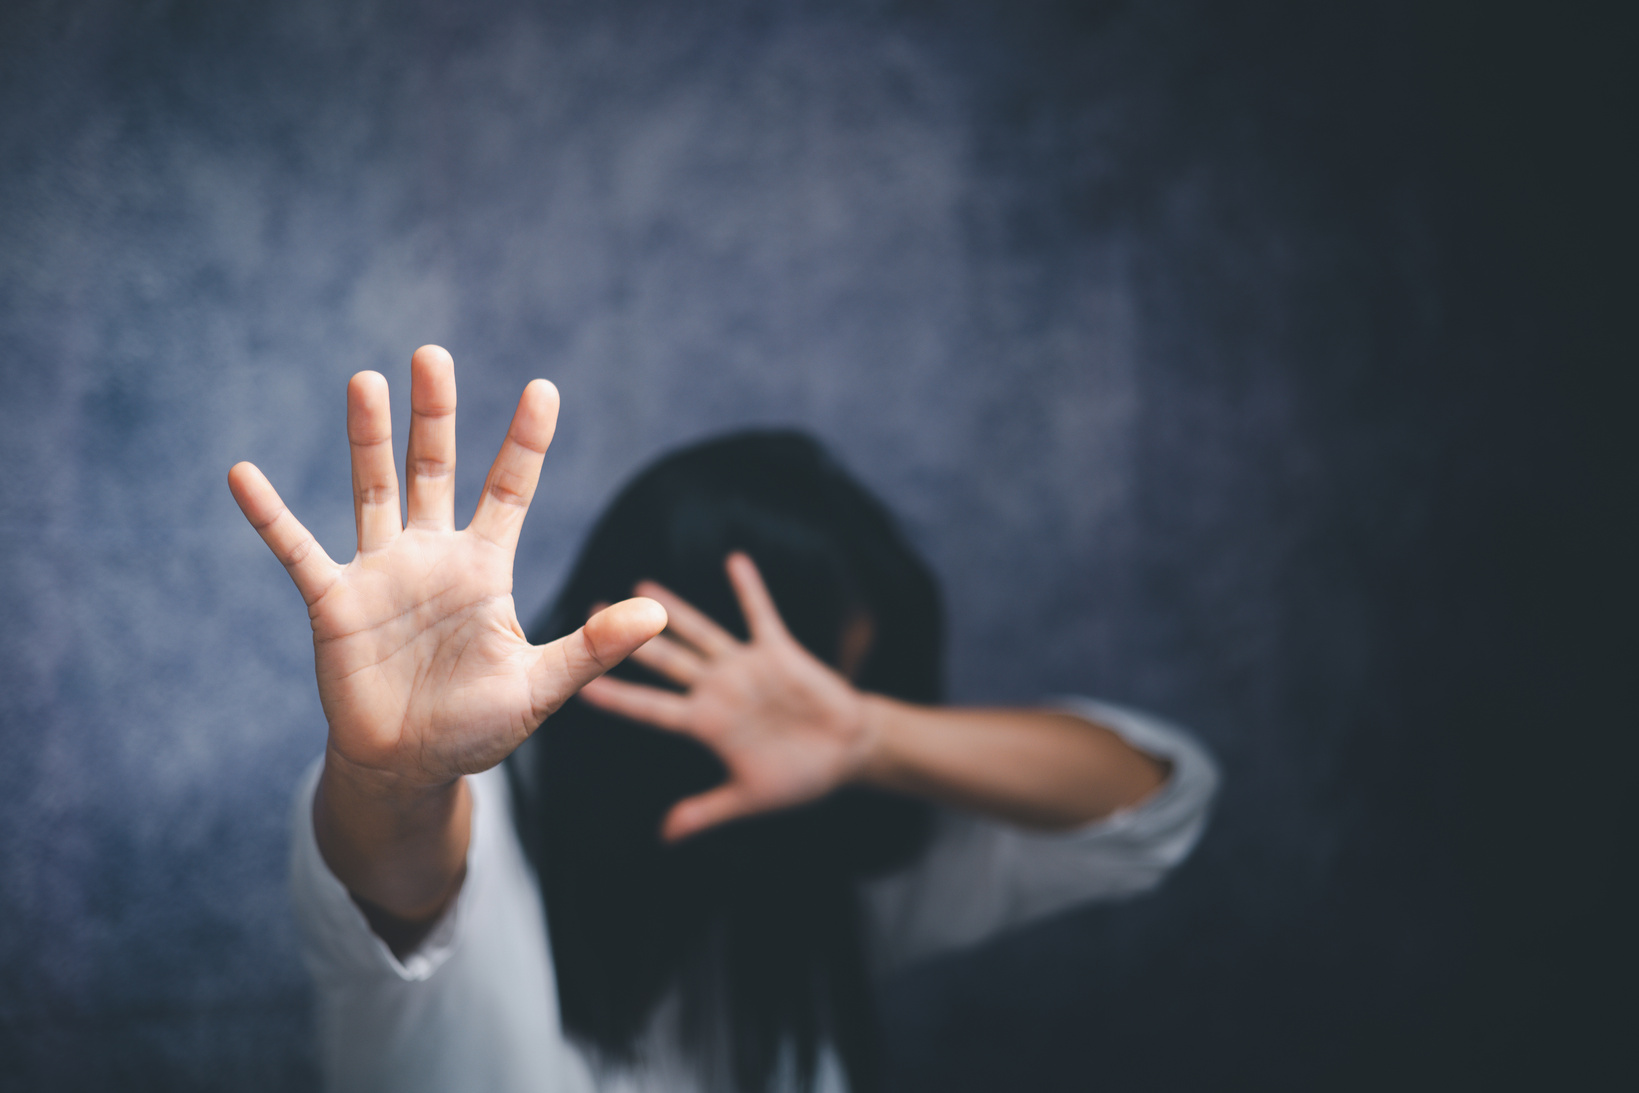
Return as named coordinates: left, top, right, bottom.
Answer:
left=1, top=1, right=1623, bottom=1089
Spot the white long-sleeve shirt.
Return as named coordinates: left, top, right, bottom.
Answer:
left=289, top=697, right=1219, bottom=1093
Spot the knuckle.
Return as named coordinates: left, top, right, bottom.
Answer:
left=280, top=534, right=314, bottom=569
left=485, top=470, right=533, bottom=508
left=581, top=632, right=618, bottom=672
left=409, top=455, right=453, bottom=480
left=355, top=484, right=396, bottom=505
left=507, top=425, right=549, bottom=456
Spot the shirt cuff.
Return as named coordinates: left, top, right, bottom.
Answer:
left=1042, top=695, right=1221, bottom=865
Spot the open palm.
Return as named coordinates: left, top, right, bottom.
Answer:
left=229, top=346, right=665, bottom=788
left=579, top=553, right=874, bottom=841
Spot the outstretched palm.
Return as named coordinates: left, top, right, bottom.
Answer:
left=580, top=553, right=875, bottom=841
left=229, top=346, right=665, bottom=788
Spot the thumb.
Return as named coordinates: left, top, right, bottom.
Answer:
left=530, top=597, right=667, bottom=719
left=662, top=784, right=761, bottom=843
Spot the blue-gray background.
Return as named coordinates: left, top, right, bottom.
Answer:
left=1, top=1, right=1626, bottom=1089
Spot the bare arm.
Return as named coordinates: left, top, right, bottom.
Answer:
left=857, top=698, right=1168, bottom=830
left=309, top=750, right=472, bottom=951
left=230, top=346, right=665, bottom=949
left=579, top=553, right=1168, bottom=841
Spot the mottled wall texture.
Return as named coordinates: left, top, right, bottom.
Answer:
left=0, top=1, right=1625, bottom=1090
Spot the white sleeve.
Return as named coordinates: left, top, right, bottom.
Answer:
left=860, top=697, right=1219, bottom=973
left=288, top=759, right=587, bottom=1093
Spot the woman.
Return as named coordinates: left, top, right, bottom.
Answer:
left=229, top=346, right=1217, bottom=1092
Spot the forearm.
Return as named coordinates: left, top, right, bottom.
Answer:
left=313, top=745, right=472, bottom=929
left=855, top=696, right=1170, bottom=830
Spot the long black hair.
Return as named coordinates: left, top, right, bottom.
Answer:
left=507, top=430, right=942, bottom=1093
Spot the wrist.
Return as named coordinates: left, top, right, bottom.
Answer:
left=321, top=743, right=463, bottom=812
left=852, top=693, right=906, bottom=788
left=314, top=746, right=471, bottom=920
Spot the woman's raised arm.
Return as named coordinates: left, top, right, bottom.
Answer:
left=229, top=346, right=666, bottom=942
left=579, top=552, right=1167, bottom=842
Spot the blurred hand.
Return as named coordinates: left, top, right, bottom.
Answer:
left=228, top=345, right=666, bottom=791
left=580, top=553, right=874, bottom=841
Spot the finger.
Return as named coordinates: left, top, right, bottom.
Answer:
left=347, top=371, right=401, bottom=552
left=228, top=462, right=340, bottom=605
left=469, top=379, right=558, bottom=551
left=578, top=675, right=692, bottom=731
left=527, top=597, right=667, bottom=722
left=662, top=785, right=761, bottom=842
left=405, top=345, right=457, bottom=529
left=632, top=579, right=738, bottom=657
left=725, top=552, right=789, bottom=642
left=628, top=633, right=706, bottom=687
